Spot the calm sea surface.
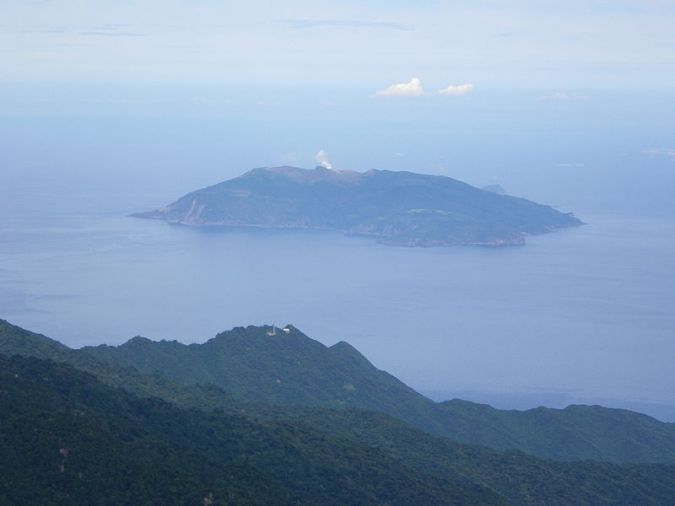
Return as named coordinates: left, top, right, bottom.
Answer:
left=1, top=187, right=674, bottom=420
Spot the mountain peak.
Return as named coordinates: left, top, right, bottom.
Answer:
left=244, top=165, right=364, bottom=184
left=124, top=335, right=155, bottom=346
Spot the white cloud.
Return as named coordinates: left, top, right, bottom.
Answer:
left=4, top=0, right=675, bottom=88
left=538, top=92, right=589, bottom=102
left=556, top=162, right=585, bottom=168
left=437, top=83, right=474, bottom=96
left=376, top=78, right=424, bottom=97
left=282, top=19, right=414, bottom=32
left=643, top=148, right=675, bottom=162
left=315, top=149, right=334, bottom=170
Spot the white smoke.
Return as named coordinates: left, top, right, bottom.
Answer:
left=315, top=149, right=334, bottom=170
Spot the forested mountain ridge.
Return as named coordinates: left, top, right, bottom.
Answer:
left=3, top=319, right=675, bottom=504
left=3, top=319, right=675, bottom=465
left=80, top=322, right=675, bottom=464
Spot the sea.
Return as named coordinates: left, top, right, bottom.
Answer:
left=1, top=177, right=674, bottom=421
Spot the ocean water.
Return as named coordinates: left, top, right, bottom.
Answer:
left=1, top=183, right=674, bottom=421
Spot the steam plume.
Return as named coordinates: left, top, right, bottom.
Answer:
left=315, top=149, right=334, bottom=170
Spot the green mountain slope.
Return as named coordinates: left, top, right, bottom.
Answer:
left=3, top=319, right=675, bottom=504
left=269, top=407, right=675, bottom=506
left=437, top=399, right=675, bottom=463
left=83, top=325, right=434, bottom=419
left=0, top=355, right=498, bottom=506
left=134, top=166, right=581, bottom=246
left=0, top=319, right=246, bottom=411
left=76, top=323, right=675, bottom=464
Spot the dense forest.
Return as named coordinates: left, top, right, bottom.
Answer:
left=81, top=323, right=675, bottom=464
left=2, top=319, right=675, bottom=505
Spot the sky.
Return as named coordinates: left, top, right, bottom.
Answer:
left=1, top=0, right=675, bottom=215
left=2, top=0, right=675, bottom=88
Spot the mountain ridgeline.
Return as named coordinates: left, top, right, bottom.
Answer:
left=81, top=324, right=675, bottom=464
left=3, top=319, right=674, bottom=465
left=3, top=319, right=675, bottom=505
left=134, top=166, right=582, bottom=246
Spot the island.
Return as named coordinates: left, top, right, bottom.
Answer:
left=134, top=166, right=582, bottom=246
